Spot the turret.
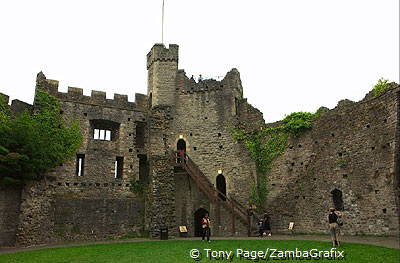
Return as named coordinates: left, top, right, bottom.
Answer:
left=146, top=44, right=179, bottom=107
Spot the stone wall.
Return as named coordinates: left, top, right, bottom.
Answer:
left=147, top=45, right=260, bottom=236
left=168, top=69, right=258, bottom=208
left=13, top=73, right=148, bottom=246
left=0, top=187, right=21, bottom=246
left=15, top=180, right=144, bottom=246
left=265, top=87, right=399, bottom=236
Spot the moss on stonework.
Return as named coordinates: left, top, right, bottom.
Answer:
left=233, top=111, right=320, bottom=210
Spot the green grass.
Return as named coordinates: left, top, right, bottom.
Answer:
left=0, top=240, right=398, bottom=263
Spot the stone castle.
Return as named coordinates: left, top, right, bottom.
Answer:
left=0, top=43, right=399, bottom=246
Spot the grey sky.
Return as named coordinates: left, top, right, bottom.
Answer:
left=0, top=0, right=398, bottom=122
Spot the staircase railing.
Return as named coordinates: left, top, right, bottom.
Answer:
left=171, top=151, right=251, bottom=234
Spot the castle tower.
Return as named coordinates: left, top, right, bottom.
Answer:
left=146, top=44, right=179, bottom=107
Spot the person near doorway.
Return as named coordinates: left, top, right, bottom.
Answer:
left=328, top=208, right=341, bottom=247
left=177, top=149, right=185, bottom=163
left=201, top=213, right=211, bottom=242
left=263, top=213, right=272, bottom=236
left=257, top=217, right=264, bottom=237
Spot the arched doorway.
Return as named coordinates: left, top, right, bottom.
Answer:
left=194, top=208, right=208, bottom=237
left=177, top=139, right=186, bottom=152
left=331, top=189, right=344, bottom=211
left=216, top=174, right=226, bottom=201
left=176, top=139, right=186, bottom=163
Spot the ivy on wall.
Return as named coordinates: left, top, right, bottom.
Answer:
left=233, top=111, right=321, bottom=210
left=0, top=87, right=83, bottom=185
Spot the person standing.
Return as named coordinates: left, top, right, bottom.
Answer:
left=263, top=214, right=272, bottom=236
left=328, top=208, right=340, bottom=247
left=257, top=217, right=264, bottom=237
left=201, top=213, right=211, bottom=242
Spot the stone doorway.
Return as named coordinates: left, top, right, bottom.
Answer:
left=177, top=139, right=186, bottom=152
left=216, top=174, right=226, bottom=201
left=194, top=208, right=208, bottom=237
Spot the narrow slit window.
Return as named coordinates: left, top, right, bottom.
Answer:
left=135, top=122, right=146, bottom=147
left=115, top=157, right=123, bottom=179
left=76, top=154, right=85, bottom=177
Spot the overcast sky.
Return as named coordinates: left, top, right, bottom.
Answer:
left=0, top=0, right=398, bottom=122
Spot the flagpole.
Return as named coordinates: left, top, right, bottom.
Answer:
left=162, top=0, right=164, bottom=44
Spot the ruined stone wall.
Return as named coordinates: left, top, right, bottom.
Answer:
left=169, top=69, right=258, bottom=206
left=265, top=87, right=399, bottom=236
left=0, top=187, right=21, bottom=246
left=162, top=70, right=259, bottom=236
left=14, top=74, right=148, bottom=246
left=146, top=46, right=259, bottom=236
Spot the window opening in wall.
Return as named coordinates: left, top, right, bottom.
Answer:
left=138, top=154, right=149, bottom=184
left=115, top=157, right=123, bottom=179
left=331, top=188, right=344, bottom=211
left=76, top=154, right=85, bottom=176
left=136, top=122, right=146, bottom=147
left=216, top=174, right=227, bottom=201
left=234, top=97, right=239, bottom=116
left=148, top=93, right=153, bottom=108
left=94, top=128, right=111, bottom=141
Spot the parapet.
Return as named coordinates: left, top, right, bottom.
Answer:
left=35, top=72, right=146, bottom=111
left=175, top=68, right=243, bottom=98
left=11, top=100, right=33, bottom=115
left=147, top=43, right=179, bottom=69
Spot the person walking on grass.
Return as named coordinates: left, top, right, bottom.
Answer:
left=328, top=208, right=341, bottom=247
left=201, top=213, right=211, bottom=242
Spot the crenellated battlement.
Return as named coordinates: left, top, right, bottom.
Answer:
left=175, top=68, right=243, bottom=97
left=146, top=43, right=179, bottom=69
left=35, top=72, right=147, bottom=111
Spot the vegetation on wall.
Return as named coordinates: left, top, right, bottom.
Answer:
left=130, top=180, right=148, bottom=199
left=0, top=87, right=83, bottom=186
left=233, top=111, right=321, bottom=210
left=372, top=78, right=395, bottom=97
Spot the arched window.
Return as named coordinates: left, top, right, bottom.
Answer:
left=177, top=139, right=186, bottom=152
left=216, top=174, right=227, bottom=201
left=331, top=189, right=344, bottom=211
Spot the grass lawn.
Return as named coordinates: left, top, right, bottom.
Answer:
left=0, top=239, right=398, bottom=263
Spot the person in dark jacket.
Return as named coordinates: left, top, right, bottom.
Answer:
left=257, top=218, right=264, bottom=237
left=328, top=208, right=341, bottom=247
left=263, top=214, right=272, bottom=236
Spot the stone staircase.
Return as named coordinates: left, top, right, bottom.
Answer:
left=170, top=151, right=253, bottom=236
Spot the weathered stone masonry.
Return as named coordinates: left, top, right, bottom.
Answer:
left=0, top=43, right=398, bottom=246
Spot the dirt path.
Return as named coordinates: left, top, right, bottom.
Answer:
left=0, top=234, right=398, bottom=255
